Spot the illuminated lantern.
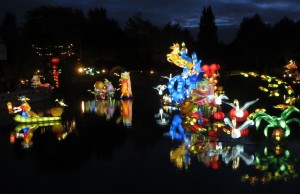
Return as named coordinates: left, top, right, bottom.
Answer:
left=211, top=155, right=221, bottom=170
left=240, top=128, right=249, bottom=136
left=94, top=81, right=105, bottom=89
left=208, top=130, right=219, bottom=141
left=213, top=111, right=225, bottom=120
left=201, top=64, right=220, bottom=77
left=180, top=99, right=195, bottom=115
left=50, top=107, right=63, bottom=117
left=10, top=133, right=15, bottom=143
left=271, top=128, right=284, bottom=142
left=229, top=127, right=249, bottom=137
left=201, top=64, right=210, bottom=76
left=51, top=57, right=60, bottom=64
left=229, top=109, right=249, bottom=122
left=210, top=63, right=220, bottom=72
left=7, top=102, right=13, bottom=113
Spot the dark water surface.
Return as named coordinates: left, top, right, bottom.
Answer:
left=1, top=72, right=300, bottom=194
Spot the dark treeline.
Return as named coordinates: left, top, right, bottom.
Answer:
left=0, top=5, right=300, bottom=82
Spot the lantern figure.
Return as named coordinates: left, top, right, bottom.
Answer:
left=10, top=133, right=15, bottom=143
left=7, top=102, right=13, bottom=113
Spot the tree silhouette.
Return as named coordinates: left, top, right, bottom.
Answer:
left=197, top=6, right=219, bottom=61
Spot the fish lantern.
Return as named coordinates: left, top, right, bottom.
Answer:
left=213, top=111, right=225, bottom=120
left=229, top=109, right=249, bottom=122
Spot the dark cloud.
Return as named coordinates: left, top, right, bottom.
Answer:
left=1, top=0, right=299, bottom=42
left=1, top=0, right=300, bottom=27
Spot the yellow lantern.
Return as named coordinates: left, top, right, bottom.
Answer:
left=7, top=102, right=13, bottom=113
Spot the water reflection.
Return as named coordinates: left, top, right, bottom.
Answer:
left=11, top=119, right=77, bottom=149
left=81, top=99, right=119, bottom=120
left=242, top=145, right=299, bottom=185
left=81, top=99, right=133, bottom=127
left=162, top=111, right=299, bottom=184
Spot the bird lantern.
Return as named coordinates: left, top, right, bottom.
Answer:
left=229, top=108, right=249, bottom=122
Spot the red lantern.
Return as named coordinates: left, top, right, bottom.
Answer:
left=229, top=109, right=249, bottom=122
left=240, top=128, right=249, bottom=136
left=211, top=159, right=221, bottom=170
left=213, top=111, right=225, bottom=120
left=210, top=63, right=220, bottom=71
left=51, top=57, right=60, bottom=64
left=201, top=64, right=220, bottom=77
left=201, top=64, right=210, bottom=72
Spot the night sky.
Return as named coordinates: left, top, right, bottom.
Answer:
left=1, top=0, right=300, bottom=42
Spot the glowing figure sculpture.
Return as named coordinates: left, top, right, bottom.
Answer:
left=104, top=79, right=115, bottom=99
left=213, top=93, right=229, bottom=105
left=93, top=81, right=106, bottom=100
left=167, top=75, right=186, bottom=103
left=120, top=72, right=133, bottom=98
left=166, top=43, right=192, bottom=69
left=13, top=96, right=39, bottom=118
left=31, top=74, right=42, bottom=88
left=153, top=84, right=167, bottom=95
left=223, top=145, right=254, bottom=169
left=165, top=42, right=203, bottom=103
left=224, top=117, right=254, bottom=139
left=189, top=80, right=215, bottom=106
left=155, top=108, right=170, bottom=126
left=55, top=99, right=68, bottom=107
left=224, top=98, right=259, bottom=121
left=31, top=74, right=50, bottom=88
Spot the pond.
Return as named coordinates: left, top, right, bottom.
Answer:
left=0, top=71, right=300, bottom=194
